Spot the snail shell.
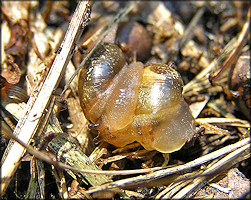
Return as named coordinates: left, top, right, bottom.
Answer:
left=133, top=63, right=195, bottom=152
left=78, top=43, right=195, bottom=153
left=78, top=43, right=126, bottom=123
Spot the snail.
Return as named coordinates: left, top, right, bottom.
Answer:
left=78, top=43, right=195, bottom=153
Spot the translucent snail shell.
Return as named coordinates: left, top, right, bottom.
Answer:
left=78, top=43, right=195, bottom=153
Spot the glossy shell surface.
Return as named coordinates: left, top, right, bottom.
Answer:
left=78, top=43, right=195, bottom=153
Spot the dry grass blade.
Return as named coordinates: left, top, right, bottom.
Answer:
left=51, top=166, right=69, bottom=199
left=155, top=180, right=190, bottom=199
left=169, top=144, right=250, bottom=199
left=183, top=41, right=233, bottom=96
left=189, top=94, right=210, bottom=118
left=0, top=1, right=92, bottom=196
left=84, top=137, right=250, bottom=195
left=25, top=159, right=45, bottom=199
left=196, top=117, right=250, bottom=128
left=207, top=99, right=249, bottom=135
left=209, top=6, right=250, bottom=84
left=162, top=146, right=250, bottom=199
left=179, top=5, right=206, bottom=49
left=183, top=5, right=250, bottom=96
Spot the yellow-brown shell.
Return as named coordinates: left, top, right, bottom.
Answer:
left=78, top=43, right=126, bottom=123
left=132, top=63, right=195, bottom=152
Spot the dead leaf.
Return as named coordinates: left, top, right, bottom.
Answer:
left=1, top=55, right=21, bottom=84
left=4, top=22, right=29, bottom=57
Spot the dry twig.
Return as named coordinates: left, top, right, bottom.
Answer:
left=0, top=1, right=92, bottom=195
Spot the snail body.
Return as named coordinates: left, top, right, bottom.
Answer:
left=78, top=43, right=195, bottom=153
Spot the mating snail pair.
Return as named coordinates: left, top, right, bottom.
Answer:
left=78, top=42, right=195, bottom=153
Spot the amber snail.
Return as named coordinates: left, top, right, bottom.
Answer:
left=78, top=43, right=195, bottom=153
